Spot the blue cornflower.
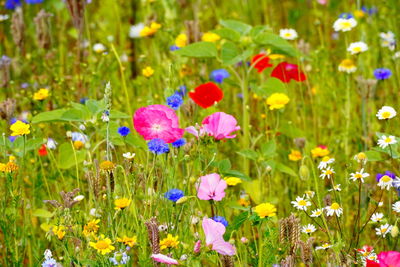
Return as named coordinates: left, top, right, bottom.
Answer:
left=9, top=136, right=18, bottom=142
left=376, top=171, right=396, bottom=182
left=164, top=189, right=184, bottom=202
left=176, top=85, right=187, bottom=98
left=5, top=0, right=21, bottom=10
left=118, top=126, right=130, bottom=137
left=171, top=138, right=186, bottom=148
left=148, top=138, right=169, bottom=155
left=170, top=45, right=180, bottom=51
left=212, top=216, right=228, bottom=227
left=339, top=13, right=354, bottom=19
left=109, top=251, right=130, bottom=265
left=166, top=93, right=184, bottom=110
left=374, top=68, right=392, bottom=80
left=25, top=0, right=43, bottom=3
left=80, top=98, right=88, bottom=104
left=10, top=118, right=28, bottom=124
left=42, top=258, right=57, bottom=267
left=210, top=69, right=230, bottom=84
left=361, top=6, right=378, bottom=15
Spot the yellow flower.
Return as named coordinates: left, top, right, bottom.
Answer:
left=142, top=66, right=154, bottom=78
left=353, top=10, right=365, bottom=18
left=224, top=177, right=242, bottom=186
left=52, top=225, right=66, bottom=240
left=73, top=140, right=84, bottom=150
left=82, top=219, right=100, bottom=237
left=114, top=198, right=131, bottom=210
left=4, top=162, right=18, bottom=173
left=288, top=150, right=302, bottom=161
left=254, top=202, right=277, bottom=218
left=117, top=235, right=137, bottom=247
left=140, top=22, right=161, bottom=37
left=159, top=234, right=179, bottom=250
left=338, top=59, right=357, bottom=73
left=89, top=235, right=115, bottom=255
left=238, top=197, right=250, bottom=207
left=100, top=161, right=115, bottom=171
left=269, top=54, right=285, bottom=60
left=10, top=120, right=30, bottom=136
left=311, top=146, right=330, bottom=158
left=266, top=93, right=290, bottom=110
left=0, top=163, right=6, bottom=172
left=9, top=155, right=16, bottom=162
left=33, top=88, right=49, bottom=100
left=201, top=32, right=220, bottom=42
left=175, top=33, right=188, bottom=48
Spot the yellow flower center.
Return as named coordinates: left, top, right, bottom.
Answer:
left=96, top=240, right=110, bottom=250
left=381, top=175, right=392, bottom=183
left=385, top=137, right=392, bottom=143
left=298, top=200, right=307, bottom=206
left=381, top=111, right=391, bottom=119
left=325, top=170, right=333, bottom=175
left=331, top=203, right=340, bottom=210
left=355, top=173, right=363, bottom=179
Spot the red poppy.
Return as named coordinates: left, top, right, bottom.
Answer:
left=271, top=62, right=306, bottom=83
left=365, top=260, right=379, bottom=267
left=251, top=53, right=273, bottom=73
left=38, top=144, right=47, bottom=156
left=189, top=82, right=224, bottom=109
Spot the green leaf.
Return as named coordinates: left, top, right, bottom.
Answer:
left=31, top=109, right=68, bottom=123
left=221, top=41, right=240, bottom=65
left=250, top=25, right=269, bottom=39
left=279, top=121, right=305, bottom=139
left=220, top=19, right=252, bottom=35
left=254, top=77, right=287, bottom=97
left=25, top=138, right=44, bottom=151
left=224, top=211, right=249, bottom=240
left=175, top=42, right=217, bottom=58
left=222, top=170, right=251, bottom=181
left=261, top=140, right=276, bottom=157
left=32, top=208, right=53, bottom=218
left=237, top=149, right=258, bottom=160
left=254, top=33, right=298, bottom=57
left=276, top=163, right=297, bottom=177
left=109, top=110, right=130, bottom=119
left=364, top=150, right=383, bottom=162
left=86, top=99, right=106, bottom=115
left=57, top=142, right=86, bottom=169
left=124, top=134, right=147, bottom=149
left=212, top=28, right=240, bottom=42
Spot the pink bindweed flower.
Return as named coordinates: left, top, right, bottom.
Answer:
left=202, top=218, right=236, bottom=256
left=202, top=112, right=240, bottom=140
left=193, top=240, right=201, bottom=253
left=151, top=253, right=179, bottom=265
left=367, top=251, right=400, bottom=267
left=133, top=104, right=184, bottom=143
left=197, top=173, right=227, bottom=201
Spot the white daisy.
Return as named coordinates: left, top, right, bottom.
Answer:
left=353, top=152, right=368, bottom=164
left=304, top=191, right=315, bottom=199
left=379, top=31, right=396, bottom=50
left=123, top=152, right=136, bottom=160
left=392, top=201, right=400, bottom=213
left=318, top=156, right=335, bottom=170
left=315, top=243, right=332, bottom=250
left=338, top=59, right=357, bottom=73
left=349, top=168, right=370, bottom=183
left=0, top=14, right=9, bottom=21
left=129, top=23, right=145, bottom=38
left=333, top=18, right=357, bottom=32
left=376, top=106, right=396, bottom=120
left=328, top=184, right=342, bottom=192
left=377, top=135, right=397, bottom=149
left=365, top=254, right=378, bottom=262
left=93, top=43, right=106, bottom=54
left=291, top=196, right=311, bottom=211
left=279, top=29, right=298, bottom=40
left=320, top=166, right=335, bottom=179
left=325, top=202, right=343, bottom=217
left=377, top=174, right=400, bottom=190
left=371, top=213, right=384, bottom=223
left=310, top=209, right=324, bottom=217
left=301, top=224, right=316, bottom=234
left=375, top=224, right=393, bottom=238
left=347, top=42, right=368, bottom=55
left=46, top=138, right=57, bottom=150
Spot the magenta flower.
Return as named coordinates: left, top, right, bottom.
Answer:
left=133, top=104, right=184, bottom=143
left=151, top=253, right=179, bottom=265
left=197, top=173, right=227, bottom=201
left=193, top=240, right=201, bottom=253
left=202, top=218, right=236, bottom=256
left=202, top=112, right=240, bottom=140
left=377, top=251, right=400, bottom=266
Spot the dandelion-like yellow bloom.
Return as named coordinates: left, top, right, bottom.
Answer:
left=89, top=235, right=115, bottom=255
left=0, top=163, right=6, bottom=172
left=142, top=66, right=155, bottom=78
left=311, top=147, right=330, bottom=158
left=73, top=140, right=84, bottom=150
left=175, top=33, right=188, bottom=48
left=10, top=120, right=30, bottom=136
left=338, top=59, right=357, bottom=73
left=4, top=162, right=18, bottom=173
left=159, top=234, right=180, bottom=250
left=82, top=219, right=100, bottom=237
left=201, top=32, right=220, bottom=42
left=254, top=202, right=277, bottom=218
left=224, top=177, right=242, bottom=186
left=100, top=161, right=115, bottom=171
left=266, top=93, right=290, bottom=110
left=114, top=198, right=131, bottom=210
left=52, top=225, right=66, bottom=240
left=117, top=235, right=137, bottom=247
left=353, top=10, right=365, bottom=18
left=288, top=150, right=302, bottom=161
left=140, top=22, right=161, bottom=37
left=238, top=197, right=250, bottom=207
left=33, top=88, right=49, bottom=101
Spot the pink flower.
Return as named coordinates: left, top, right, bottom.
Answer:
left=133, top=104, right=184, bottom=143
left=377, top=251, right=400, bottom=267
left=197, top=173, right=227, bottom=201
left=193, top=240, right=201, bottom=253
left=151, top=253, right=179, bottom=265
left=202, top=112, right=240, bottom=140
left=202, top=218, right=236, bottom=256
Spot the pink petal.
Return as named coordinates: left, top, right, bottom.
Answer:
left=151, top=253, right=179, bottom=265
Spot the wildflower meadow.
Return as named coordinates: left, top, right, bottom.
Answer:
left=1, top=0, right=400, bottom=266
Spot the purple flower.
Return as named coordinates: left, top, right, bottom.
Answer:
left=339, top=13, right=354, bottom=19
left=212, top=216, right=228, bottom=227
left=376, top=171, right=396, bottom=182
left=374, top=68, right=392, bottom=80
left=166, top=93, right=183, bottom=110
left=148, top=138, right=169, bottom=155
left=362, top=6, right=378, bottom=15
left=5, top=0, right=21, bottom=10
left=25, top=0, right=43, bottom=4
left=210, top=69, right=230, bottom=84
left=170, top=45, right=180, bottom=51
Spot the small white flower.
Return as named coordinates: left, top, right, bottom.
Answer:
left=371, top=213, right=384, bottom=223
left=377, top=174, right=400, bottom=190
left=318, top=156, right=335, bottom=170
left=320, top=166, right=335, bottom=179
left=349, top=168, right=370, bottom=183
left=73, top=195, right=85, bottom=202
left=279, top=29, right=298, bottom=40
left=316, top=243, right=332, bottom=250
left=378, top=201, right=384, bottom=207
left=158, top=224, right=168, bottom=232
left=129, top=23, right=145, bottom=38
left=379, top=31, right=396, bottom=50
left=394, top=51, right=400, bottom=59
left=333, top=18, right=357, bottom=32
left=101, top=112, right=110, bottom=122
left=0, top=14, right=10, bottom=21
left=291, top=196, right=311, bottom=211
left=44, top=249, right=53, bottom=260
left=325, top=202, right=343, bottom=217
left=347, top=42, right=368, bottom=55
left=180, top=254, right=188, bottom=261
left=301, top=224, right=317, bottom=234
left=46, top=138, right=57, bottom=150
left=376, top=106, right=396, bottom=120
left=79, top=124, right=86, bottom=131
left=377, top=135, right=397, bottom=149
left=375, top=224, right=393, bottom=238
left=89, top=208, right=101, bottom=217
left=93, top=43, right=106, bottom=54
left=71, top=132, right=88, bottom=143
left=328, top=184, right=342, bottom=192
left=304, top=191, right=315, bottom=199
left=122, top=152, right=136, bottom=160
left=392, top=201, right=400, bottom=213
left=310, top=209, right=324, bottom=217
